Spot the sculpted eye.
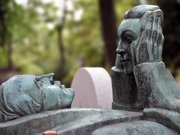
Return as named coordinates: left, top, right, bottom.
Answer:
left=122, top=31, right=135, bottom=44
left=50, top=79, right=54, bottom=85
left=124, top=36, right=133, bottom=44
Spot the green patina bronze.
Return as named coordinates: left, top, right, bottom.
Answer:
left=112, top=4, right=180, bottom=112
left=109, top=4, right=180, bottom=134
left=0, top=73, right=75, bottom=122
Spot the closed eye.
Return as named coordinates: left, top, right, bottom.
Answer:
left=50, top=79, right=54, bottom=85
left=122, top=30, right=136, bottom=44
left=123, top=35, right=133, bottom=44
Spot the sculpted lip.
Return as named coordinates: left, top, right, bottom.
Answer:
left=121, top=59, right=129, bottom=62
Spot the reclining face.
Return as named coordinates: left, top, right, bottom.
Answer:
left=0, top=73, right=74, bottom=121
left=34, top=73, right=75, bottom=110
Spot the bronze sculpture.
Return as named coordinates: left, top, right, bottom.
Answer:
left=0, top=73, right=75, bottom=122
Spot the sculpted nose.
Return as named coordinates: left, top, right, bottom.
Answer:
left=116, top=49, right=126, bottom=57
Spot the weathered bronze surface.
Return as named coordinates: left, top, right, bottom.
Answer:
left=112, top=5, right=165, bottom=110
left=0, top=73, right=74, bottom=122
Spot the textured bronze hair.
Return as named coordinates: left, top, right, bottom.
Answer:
left=124, top=5, right=160, bottom=19
left=125, top=5, right=164, bottom=63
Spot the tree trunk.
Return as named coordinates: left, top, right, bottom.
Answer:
left=157, top=0, right=180, bottom=76
left=57, top=25, right=66, bottom=75
left=55, top=1, right=67, bottom=80
left=7, top=40, right=13, bottom=69
left=98, top=0, right=117, bottom=67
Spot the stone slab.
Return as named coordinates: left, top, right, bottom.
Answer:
left=0, top=109, right=142, bottom=135
left=92, top=120, right=178, bottom=135
left=143, top=108, right=180, bottom=133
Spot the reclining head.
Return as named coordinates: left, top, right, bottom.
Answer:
left=0, top=73, right=75, bottom=122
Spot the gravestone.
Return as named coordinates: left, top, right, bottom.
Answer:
left=71, top=67, right=112, bottom=109
left=1, top=4, right=180, bottom=135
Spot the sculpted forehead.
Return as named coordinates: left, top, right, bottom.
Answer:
left=118, top=19, right=141, bottom=37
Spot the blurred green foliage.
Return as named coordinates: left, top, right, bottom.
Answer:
left=5, top=0, right=176, bottom=84
left=115, top=0, right=138, bottom=23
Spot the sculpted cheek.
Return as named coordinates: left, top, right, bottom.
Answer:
left=130, top=41, right=138, bottom=66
